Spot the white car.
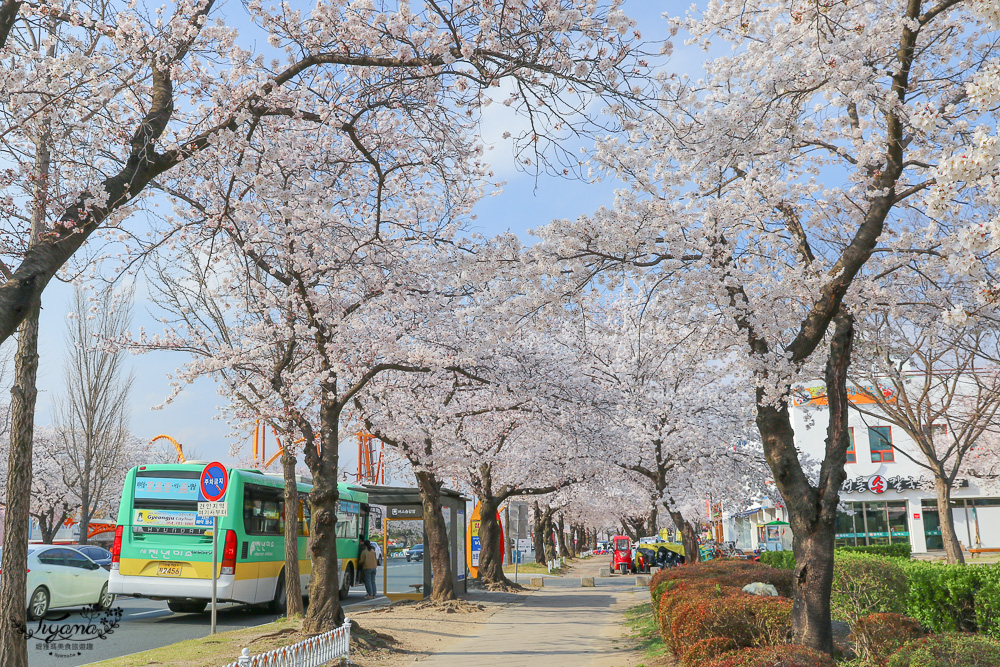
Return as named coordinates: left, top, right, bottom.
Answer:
left=23, top=544, right=115, bottom=620
left=372, top=541, right=383, bottom=566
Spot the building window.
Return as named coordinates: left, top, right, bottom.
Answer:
left=869, top=426, right=894, bottom=463
left=846, top=427, right=856, bottom=464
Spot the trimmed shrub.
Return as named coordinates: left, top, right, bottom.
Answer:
left=903, top=561, right=982, bottom=633
left=759, top=544, right=912, bottom=571
left=681, top=637, right=738, bottom=667
left=849, top=613, right=925, bottom=665
left=759, top=551, right=795, bottom=570
left=885, top=632, right=1000, bottom=667
left=832, top=552, right=909, bottom=623
left=974, top=567, right=1000, bottom=639
left=703, top=644, right=836, bottom=667
left=840, top=543, right=912, bottom=559
left=669, top=595, right=792, bottom=653
left=651, top=580, right=671, bottom=617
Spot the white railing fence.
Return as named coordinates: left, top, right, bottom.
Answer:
left=225, top=617, right=352, bottom=667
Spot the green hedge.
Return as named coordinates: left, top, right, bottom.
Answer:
left=759, top=543, right=912, bottom=570
left=885, top=632, right=1000, bottom=667
left=756, top=549, right=1000, bottom=638
left=904, top=562, right=1000, bottom=637
left=759, top=551, right=795, bottom=570
left=840, top=543, right=912, bottom=559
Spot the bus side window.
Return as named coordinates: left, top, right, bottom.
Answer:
left=243, top=484, right=284, bottom=536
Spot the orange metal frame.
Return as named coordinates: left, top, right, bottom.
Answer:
left=150, top=434, right=185, bottom=463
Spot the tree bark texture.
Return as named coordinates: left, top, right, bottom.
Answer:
left=544, top=514, right=557, bottom=561
left=415, top=470, right=457, bottom=601
left=556, top=515, right=568, bottom=557
left=477, top=497, right=511, bottom=586
left=533, top=503, right=547, bottom=565
left=282, top=449, right=304, bottom=616
left=756, top=313, right=855, bottom=655
left=0, top=133, right=49, bottom=667
left=301, top=394, right=345, bottom=633
left=934, top=475, right=966, bottom=565
left=0, top=299, right=40, bottom=667
left=667, top=509, right=700, bottom=564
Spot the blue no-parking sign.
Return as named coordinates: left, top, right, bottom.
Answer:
left=199, top=462, right=229, bottom=502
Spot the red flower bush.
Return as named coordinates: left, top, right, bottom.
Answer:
left=681, top=637, right=738, bottom=667
left=850, top=613, right=925, bottom=665
left=669, top=594, right=792, bottom=654
left=703, top=644, right=837, bottom=667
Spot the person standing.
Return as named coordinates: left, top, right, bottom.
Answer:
left=361, top=540, right=379, bottom=599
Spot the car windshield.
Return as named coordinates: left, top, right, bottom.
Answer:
left=615, top=539, right=629, bottom=550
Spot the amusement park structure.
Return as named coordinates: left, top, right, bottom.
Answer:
left=250, top=420, right=384, bottom=484
left=150, top=434, right=185, bottom=462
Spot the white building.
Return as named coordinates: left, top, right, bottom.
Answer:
left=788, top=385, right=1000, bottom=554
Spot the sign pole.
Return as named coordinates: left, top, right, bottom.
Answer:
left=211, top=515, right=218, bottom=633
left=514, top=551, right=518, bottom=584
left=199, top=462, right=229, bottom=636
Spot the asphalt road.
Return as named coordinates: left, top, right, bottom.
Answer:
left=26, top=558, right=425, bottom=667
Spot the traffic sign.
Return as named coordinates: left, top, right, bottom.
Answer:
left=198, top=501, right=229, bottom=516
left=517, top=538, right=532, bottom=550
left=199, top=462, right=229, bottom=502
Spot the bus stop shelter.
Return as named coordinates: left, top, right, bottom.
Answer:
left=352, top=485, right=469, bottom=601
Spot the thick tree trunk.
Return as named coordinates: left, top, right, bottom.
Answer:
left=556, top=515, right=568, bottom=558
left=543, top=515, right=557, bottom=561
left=282, top=449, right=304, bottom=616
left=302, top=396, right=344, bottom=633
left=0, top=298, right=41, bottom=667
left=667, top=509, right=700, bottom=564
left=756, top=313, right=855, bottom=655
left=0, top=136, right=48, bottom=667
left=477, top=496, right=511, bottom=586
left=934, top=475, right=965, bottom=565
left=414, top=470, right=456, bottom=601
left=533, top=503, right=546, bottom=565
left=78, top=476, right=90, bottom=546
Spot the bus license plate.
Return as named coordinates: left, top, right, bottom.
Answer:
left=157, top=563, right=182, bottom=576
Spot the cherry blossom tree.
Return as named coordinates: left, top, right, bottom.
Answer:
left=535, top=0, right=1000, bottom=652
left=0, top=428, right=76, bottom=544
left=353, top=370, right=469, bottom=602
left=0, top=0, right=657, bottom=650
left=555, top=286, right=764, bottom=562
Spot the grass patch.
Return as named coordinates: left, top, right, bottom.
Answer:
left=85, top=615, right=322, bottom=667
left=503, top=561, right=562, bottom=575
left=623, top=601, right=671, bottom=662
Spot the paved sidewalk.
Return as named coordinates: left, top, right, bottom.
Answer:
left=411, top=566, right=645, bottom=666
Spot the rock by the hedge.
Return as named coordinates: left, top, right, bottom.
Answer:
left=636, top=575, right=651, bottom=586
left=650, top=566, right=661, bottom=576
left=743, top=582, right=779, bottom=597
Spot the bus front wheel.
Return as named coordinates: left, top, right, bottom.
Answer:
left=339, top=565, right=354, bottom=601
left=167, top=599, right=207, bottom=614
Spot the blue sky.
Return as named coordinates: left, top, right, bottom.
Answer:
left=24, top=1, right=698, bottom=475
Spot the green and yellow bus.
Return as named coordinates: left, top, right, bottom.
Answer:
left=108, top=463, right=370, bottom=613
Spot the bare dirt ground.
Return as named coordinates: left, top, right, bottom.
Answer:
left=347, top=591, right=523, bottom=665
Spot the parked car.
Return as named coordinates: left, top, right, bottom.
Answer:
left=21, top=544, right=115, bottom=620
left=372, top=541, right=383, bottom=566
left=70, top=545, right=113, bottom=570
left=406, top=544, right=424, bottom=562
